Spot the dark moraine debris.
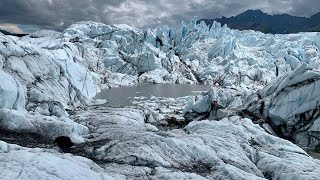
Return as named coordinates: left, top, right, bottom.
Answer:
left=0, top=128, right=53, bottom=148
left=54, top=136, right=75, bottom=152
left=166, top=117, right=190, bottom=128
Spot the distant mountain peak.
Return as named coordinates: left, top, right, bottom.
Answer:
left=242, top=9, right=264, bottom=14
left=237, top=9, right=269, bottom=20
left=198, top=10, right=320, bottom=34
left=311, top=12, right=320, bottom=17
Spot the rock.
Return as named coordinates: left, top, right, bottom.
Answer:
left=54, top=136, right=75, bottom=152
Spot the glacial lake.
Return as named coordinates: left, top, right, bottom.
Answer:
left=95, top=84, right=211, bottom=106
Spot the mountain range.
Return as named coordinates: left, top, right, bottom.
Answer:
left=199, top=10, right=320, bottom=34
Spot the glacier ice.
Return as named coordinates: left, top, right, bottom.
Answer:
left=70, top=106, right=320, bottom=179
left=0, top=19, right=320, bottom=179
left=0, top=141, right=117, bottom=180
left=247, top=64, right=320, bottom=148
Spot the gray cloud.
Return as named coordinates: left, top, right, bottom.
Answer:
left=0, top=23, right=24, bottom=33
left=0, top=0, right=319, bottom=32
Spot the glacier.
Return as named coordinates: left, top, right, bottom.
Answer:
left=0, top=19, right=320, bottom=179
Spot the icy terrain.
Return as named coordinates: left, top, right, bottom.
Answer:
left=0, top=19, right=320, bottom=179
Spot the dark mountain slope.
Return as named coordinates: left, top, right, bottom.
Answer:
left=199, top=10, right=320, bottom=34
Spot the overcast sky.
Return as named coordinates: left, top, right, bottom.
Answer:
left=0, top=0, right=319, bottom=33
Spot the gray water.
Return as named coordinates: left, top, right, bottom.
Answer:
left=304, top=149, right=320, bottom=160
left=95, top=84, right=211, bottom=106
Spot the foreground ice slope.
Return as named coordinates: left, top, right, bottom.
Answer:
left=0, top=141, right=117, bottom=180
left=70, top=106, right=320, bottom=179
left=2, top=104, right=320, bottom=179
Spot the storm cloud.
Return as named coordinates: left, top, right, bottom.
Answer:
left=0, top=0, right=319, bottom=33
